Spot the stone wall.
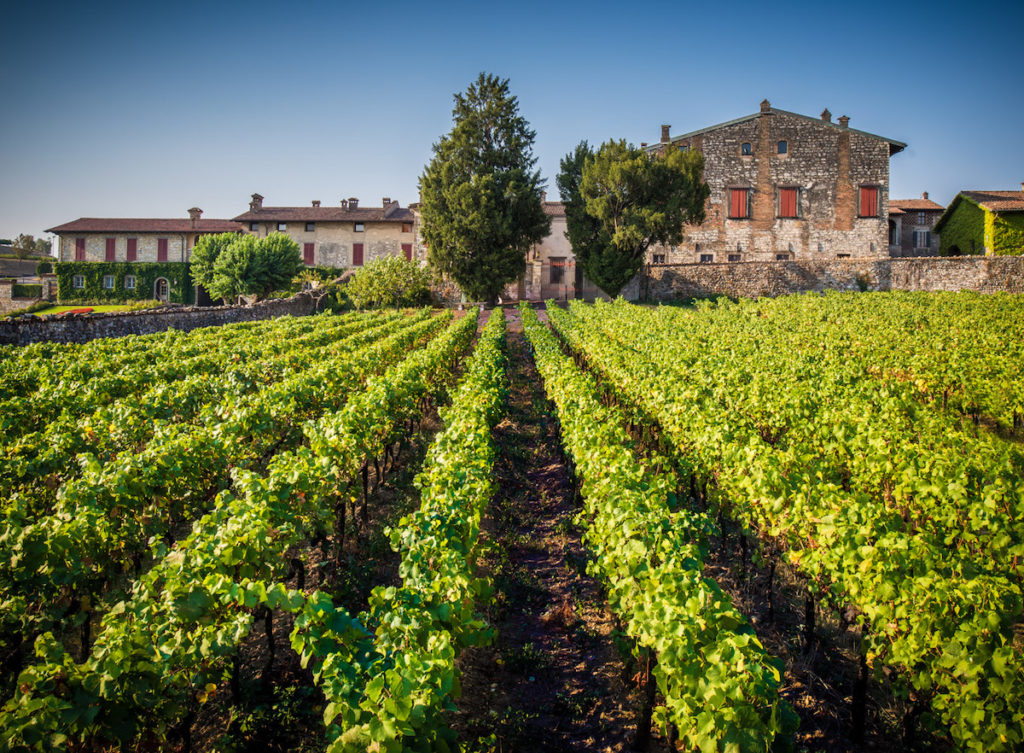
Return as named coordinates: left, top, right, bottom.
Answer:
left=625, top=256, right=1024, bottom=301
left=0, top=292, right=317, bottom=346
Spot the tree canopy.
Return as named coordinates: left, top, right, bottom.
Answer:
left=189, top=233, right=237, bottom=292
left=557, top=140, right=708, bottom=297
left=10, top=234, right=50, bottom=259
left=202, top=232, right=302, bottom=303
left=418, top=72, right=550, bottom=302
left=346, top=256, right=433, bottom=309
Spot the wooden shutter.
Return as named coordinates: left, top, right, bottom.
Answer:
left=105, top=238, right=116, bottom=261
left=127, top=238, right=137, bottom=262
left=352, top=243, right=364, bottom=266
left=75, top=237, right=86, bottom=261
left=402, top=243, right=412, bottom=261
left=158, top=238, right=168, bottom=262
left=303, top=243, right=315, bottom=265
left=860, top=186, right=878, bottom=217
left=779, top=188, right=797, bottom=218
left=729, top=189, right=748, bottom=218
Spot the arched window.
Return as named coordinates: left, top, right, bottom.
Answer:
left=741, top=142, right=752, bottom=156
left=777, top=140, right=788, bottom=154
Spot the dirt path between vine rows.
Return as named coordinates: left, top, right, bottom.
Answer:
left=451, top=308, right=666, bottom=753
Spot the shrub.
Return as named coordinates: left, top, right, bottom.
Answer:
left=346, top=256, right=433, bottom=309
left=207, top=233, right=303, bottom=303
left=12, top=284, right=42, bottom=298
left=35, top=260, right=53, bottom=275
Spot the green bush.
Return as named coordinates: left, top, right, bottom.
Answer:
left=12, top=284, right=42, bottom=298
left=35, top=260, right=53, bottom=275
left=346, top=256, right=433, bottom=309
left=55, top=262, right=192, bottom=304
left=207, top=232, right=303, bottom=303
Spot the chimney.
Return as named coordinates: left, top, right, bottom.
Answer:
left=249, top=193, right=264, bottom=211
left=341, top=199, right=348, bottom=210
left=188, top=207, right=202, bottom=228
left=541, top=191, right=547, bottom=202
left=348, top=197, right=359, bottom=209
left=821, top=108, right=832, bottom=123
left=760, top=98, right=771, bottom=113
left=922, top=191, right=929, bottom=200
left=838, top=115, right=850, bottom=128
left=660, top=124, right=670, bottom=144
left=1020, top=181, right=1024, bottom=192
left=641, top=142, right=647, bottom=148
left=312, top=200, right=320, bottom=207
left=382, top=197, right=391, bottom=206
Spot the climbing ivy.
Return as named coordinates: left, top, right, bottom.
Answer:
left=55, top=262, right=192, bottom=303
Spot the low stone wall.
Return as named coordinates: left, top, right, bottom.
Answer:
left=626, top=256, right=1024, bottom=301
left=0, top=293, right=317, bottom=346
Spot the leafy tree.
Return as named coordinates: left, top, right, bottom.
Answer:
left=190, top=232, right=238, bottom=292
left=419, top=72, right=550, bottom=303
left=207, top=232, right=302, bottom=303
left=346, top=255, right=433, bottom=309
left=558, top=139, right=708, bottom=297
left=11, top=234, right=49, bottom=259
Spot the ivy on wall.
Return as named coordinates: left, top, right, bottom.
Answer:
left=938, top=199, right=985, bottom=256
left=988, top=212, right=1024, bottom=255
left=55, top=262, right=192, bottom=303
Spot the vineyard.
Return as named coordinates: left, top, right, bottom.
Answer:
left=0, top=292, right=1022, bottom=752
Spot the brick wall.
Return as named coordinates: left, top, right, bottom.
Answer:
left=0, top=293, right=317, bottom=346
left=624, top=256, right=1024, bottom=301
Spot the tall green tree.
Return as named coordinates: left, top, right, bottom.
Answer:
left=419, top=72, right=550, bottom=302
left=558, top=139, right=708, bottom=297
left=207, top=232, right=302, bottom=303
left=10, top=234, right=49, bottom=259
left=190, top=232, right=238, bottom=292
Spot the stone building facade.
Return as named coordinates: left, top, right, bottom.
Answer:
left=645, top=100, right=905, bottom=264
left=888, top=192, right=944, bottom=257
left=933, top=187, right=1024, bottom=256
left=233, top=194, right=419, bottom=269
left=518, top=201, right=607, bottom=301
left=48, top=209, right=243, bottom=264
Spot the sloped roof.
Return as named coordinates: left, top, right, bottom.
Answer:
left=233, top=205, right=415, bottom=223
left=934, top=190, right=1024, bottom=234
left=47, top=218, right=244, bottom=233
left=651, top=106, right=906, bottom=156
left=890, top=198, right=944, bottom=212
left=543, top=201, right=566, bottom=217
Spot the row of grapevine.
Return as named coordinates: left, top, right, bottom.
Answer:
left=0, top=310, right=444, bottom=679
left=1, top=310, right=480, bottom=749
left=550, top=300, right=1023, bottom=752
left=521, top=305, right=795, bottom=752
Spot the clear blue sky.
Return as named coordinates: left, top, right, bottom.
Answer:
left=2, top=0, right=1022, bottom=242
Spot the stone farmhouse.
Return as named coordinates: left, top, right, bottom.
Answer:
left=933, top=186, right=1024, bottom=256
left=233, top=194, right=418, bottom=268
left=644, top=100, right=905, bottom=264
left=888, top=192, right=944, bottom=257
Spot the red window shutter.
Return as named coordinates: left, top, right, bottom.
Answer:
left=780, top=188, right=797, bottom=218
left=105, top=238, right=116, bottom=261
left=127, top=238, right=137, bottom=262
left=729, top=189, right=748, bottom=218
left=402, top=243, right=412, bottom=261
left=353, top=243, right=364, bottom=266
left=158, top=238, right=168, bottom=262
left=75, top=237, right=86, bottom=261
left=304, top=243, right=315, bottom=265
left=860, top=186, right=878, bottom=217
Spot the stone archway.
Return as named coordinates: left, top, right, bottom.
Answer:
left=154, top=277, right=170, bottom=302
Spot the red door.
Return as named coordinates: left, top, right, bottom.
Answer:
left=402, top=243, right=412, bottom=261
left=304, top=243, right=315, bottom=265
left=75, top=237, right=86, bottom=261
left=352, top=243, right=363, bottom=266
left=127, top=238, right=137, bottom=262
left=158, top=238, right=168, bottom=262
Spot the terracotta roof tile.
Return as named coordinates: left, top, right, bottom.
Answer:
left=47, top=218, right=244, bottom=234
left=888, top=206, right=905, bottom=215
left=890, top=198, right=944, bottom=211
left=961, top=190, right=1024, bottom=213
left=543, top=201, right=566, bottom=217
left=233, top=205, right=415, bottom=223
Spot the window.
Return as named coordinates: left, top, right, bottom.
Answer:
left=127, top=238, right=137, bottom=262
left=914, top=230, right=931, bottom=248
left=777, top=140, right=788, bottom=154
left=778, top=187, right=799, bottom=218
left=277, top=223, right=287, bottom=231
left=817, top=242, right=824, bottom=253
left=72, top=274, right=84, bottom=289
left=105, top=238, right=116, bottom=262
left=102, top=275, right=115, bottom=289
left=157, top=238, right=168, bottom=262
left=699, top=254, right=713, bottom=263
left=776, top=253, right=790, bottom=261
left=305, top=222, right=315, bottom=232
left=352, top=243, right=364, bottom=266
left=550, top=257, right=565, bottom=284
left=837, top=253, right=851, bottom=258
left=303, top=243, right=315, bottom=265
left=75, top=237, right=86, bottom=261
left=728, top=253, right=742, bottom=262
left=402, top=223, right=413, bottom=233
left=859, top=186, right=879, bottom=217
left=652, top=254, right=666, bottom=264
left=250, top=222, right=259, bottom=232
left=125, top=275, right=136, bottom=290
left=917, top=212, right=927, bottom=225
left=354, top=222, right=364, bottom=232
left=402, top=243, right=413, bottom=261
left=728, top=188, right=751, bottom=219
left=741, top=142, right=752, bottom=155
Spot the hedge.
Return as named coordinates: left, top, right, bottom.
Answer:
left=55, top=262, right=192, bottom=304
left=12, top=284, right=43, bottom=298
